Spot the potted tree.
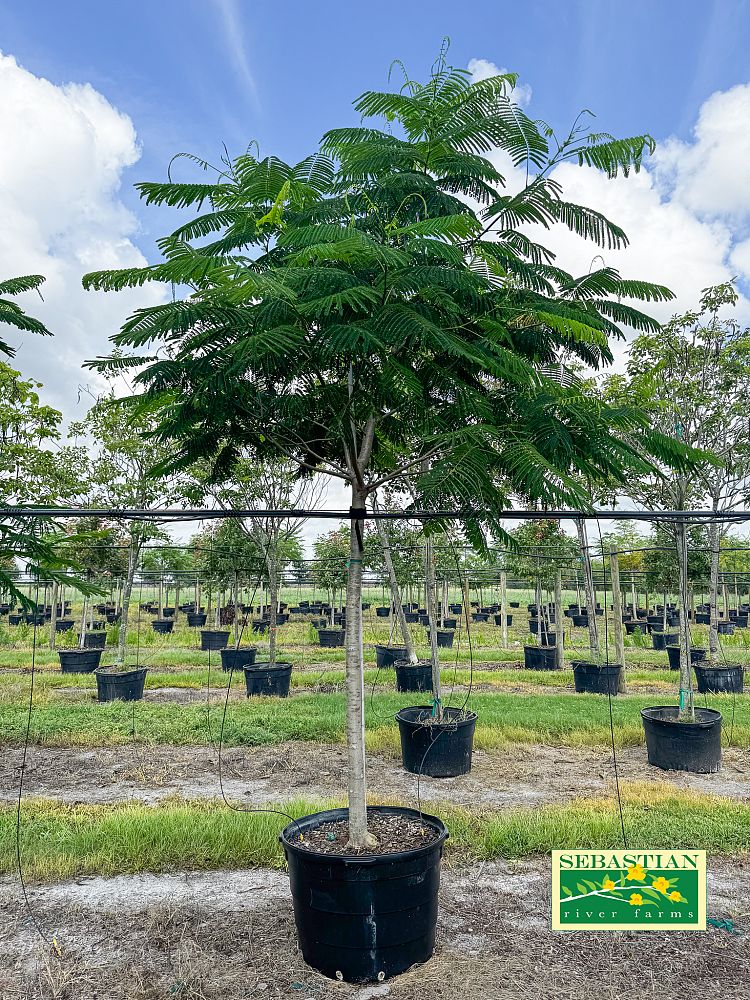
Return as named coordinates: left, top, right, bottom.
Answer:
left=311, top=526, right=351, bottom=650
left=86, top=55, right=679, bottom=981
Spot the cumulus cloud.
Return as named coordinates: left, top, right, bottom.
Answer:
left=0, top=52, right=164, bottom=416
left=467, top=57, right=532, bottom=108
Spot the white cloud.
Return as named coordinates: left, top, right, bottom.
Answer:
left=653, top=83, right=750, bottom=223
left=0, top=52, right=164, bottom=415
left=467, top=57, right=532, bottom=108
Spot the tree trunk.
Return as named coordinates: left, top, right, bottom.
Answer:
left=372, top=498, right=417, bottom=662
left=576, top=519, right=600, bottom=662
left=610, top=550, right=627, bottom=692
left=554, top=569, right=564, bottom=671
left=425, top=534, right=442, bottom=720
left=233, top=570, right=240, bottom=647
left=676, top=520, right=695, bottom=722
left=708, top=518, right=720, bottom=665
left=267, top=540, right=279, bottom=666
left=118, top=538, right=140, bottom=665
left=345, top=486, right=375, bottom=849
left=535, top=577, right=542, bottom=646
left=158, top=575, right=164, bottom=619
left=48, top=581, right=58, bottom=650
left=500, top=570, right=508, bottom=650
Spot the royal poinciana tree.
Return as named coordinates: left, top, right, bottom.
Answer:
left=84, top=59, right=685, bottom=847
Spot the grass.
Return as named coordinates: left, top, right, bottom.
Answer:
left=5, top=783, right=749, bottom=881
left=1, top=687, right=747, bottom=749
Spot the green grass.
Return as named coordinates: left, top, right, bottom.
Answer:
left=1, top=687, right=747, bottom=750
left=6, top=783, right=749, bottom=881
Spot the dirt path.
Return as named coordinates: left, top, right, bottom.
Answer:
left=1, top=858, right=748, bottom=1000
left=3, top=741, right=749, bottom=809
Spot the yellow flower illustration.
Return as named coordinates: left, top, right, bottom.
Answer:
left=669, top=891, right=681, bottom=902
left=652, top=876, right=670, bottom=893
left=602, top=877, right=617, bottom=891
left=629, top=893, right=643, bottom=906
left=626, top=863, right=647, bottom=882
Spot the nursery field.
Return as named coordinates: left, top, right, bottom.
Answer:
left=2, top=595, right=750, bottom=999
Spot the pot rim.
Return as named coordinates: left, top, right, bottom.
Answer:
left=641, top=705, right=722, bottom=727
left=94, top=666, right=148, bottom=678
left=280, top=804, right=448, bottom=864
left=243, top=661, right=293, bottom=672
left=395, top=705, right=478, bottom=728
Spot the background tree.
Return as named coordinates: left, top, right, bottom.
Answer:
left=84, top=57, right=682, bottom=847
left=69, top=386, right=188, bottom=664
left=311, top=526, right=357, bottom=617
left=611, top=283, right=750, bottom=699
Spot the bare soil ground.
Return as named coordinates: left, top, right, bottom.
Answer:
left=3, top=742, right=749, bottom=809
left=1, top=858, right=748, bottom=1000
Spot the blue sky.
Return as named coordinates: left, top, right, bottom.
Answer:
left=2, top=0, right=750, bottom=255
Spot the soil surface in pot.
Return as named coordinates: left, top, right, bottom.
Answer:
left=292, top=811, right=440, bottom=856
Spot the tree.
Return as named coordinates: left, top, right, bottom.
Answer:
left=612, top=283, right=750, bottom=710
left=84, top=56, right=680, bottom=847
left=502, top=520, right=579, bottom=590
left=311, top=526, right=355, bottom=614
left=68, top=387, right=188, bottom=664
left=187, top=455, right=319, bottom=658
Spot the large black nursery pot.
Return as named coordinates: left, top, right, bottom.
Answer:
left=58, top=649, right=102, bottom=673
left=201, top=629, right=230, bottom=651
left=318, top=627, right=345, bottom=648
left=641, top=706, right=722, bottom=773
left=494, top=613, right=512, bottom=627
left=394, top=659, right=433, bottom=693
left=509, top=601, right=520, bottom=609
left=396, top=706, right=477, bottom=777
left=471, top=612, right=489, bottom=623
left=571, top=613, right=589, bottom=628
left=186, top=612, right=208, bottom=627
left=717, top=622, right=735, bottom=635
left=8, top=613, right=23, bottom=625
left=79, top=631, right=106, bottom=650
left=282, top=805, right=447, bottom=983
left=442, top=617, right=457, bottom=629
left=374, top=644, right=408, bottom=669
left=572, top=661, right=621, bottom=695
left=220, top=647, right=257, bottom=671
left=624, top=620, right=647, bottom=635
left=539, top=630, right=564, bottom=647
left=251, top=620, right=270, bottom=634
left=375, top=606, right=391, bottom=618
left=432, top=629, right=454, bottom=648
left=95, top=666, right=148, bottom=702
left=523, top=645, right=558, bottom=670
left=694, top=664, right=744, bottom=694
left=666, top=645, right=706, bottom=671
left=54, top=619, right=75, bottom=633
left=151, top=619, right=174, bottom=635
left=244, top=660, right=292, bottom=697
left=652, top=631, right=678, bottom=651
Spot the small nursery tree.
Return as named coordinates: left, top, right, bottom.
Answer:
left=84, top=57, right=679, bottom=847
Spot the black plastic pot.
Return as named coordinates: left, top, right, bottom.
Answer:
left=695, top=612, right=710, bottom=625
left=251, top=620, right=269, bottom=634
left=281, top=805, right=447, bottom=983
left=79, top=632, right=106, bottom=649
left=571, top=614, right=589, bottom=628
left=624, top=620, right=647, bottom=635
left=509, top=601, right=520, bottom=609
left=433, top=629, right=454, bottom=648
left=25, top=612, right=45, bottom=625
left=404, top=612, right=420, bottom=624
left=220, top=647, right=257, bottom=671
left=375, top=606, right=391, bottom=618
left=418, top=614, right=430, bottom=626
left=641, top=706, right=722, bottom=773
left=572, top=661, right=621, bottom=695
left=8, top=614, right=22, bottom=625
left=243, top=661, right=292, bottom=697
left=318, top=628, right=345, bottom=648
left=54, top=619, right=75, bottom=633
left=162, top=607, right=175, bottom=618
left=152, top=619, right=174, bottom=634
left=652, top=631, right=678, bottom=651
left=471, top=612, right=489, bottom=623
left=666, top=645, right=706, bottom=671
left=539, top=630, right=564, bottom=647
left=494, top=614, right=513, bottom=627
left=694, top=664, right=744, bottom=694
left=58, top=649, right=102, bottom=673
left=717, top=622, right=735, bottom=635
left=449, top=603, right=462, bottom=614
left=95, top=667, right=147, bottom=702
left=200, top=629, right=230, bottom=651
left=523, top=645, right=558, bottom=670
left=375, top=644, right=408, bottom=669
left=396, top=706, right=477, bottom=778
left=394, top=659, right=433, bottom=693
left=105, top=612, right=121, bottom=624
left=186, top=612, right=207, bottom=627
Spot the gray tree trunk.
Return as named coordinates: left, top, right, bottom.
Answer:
left=372, top=498, right=417, bottom=662
left=48, top=581, right=58, bottom=650
left=345, top=486, right=375, bottom=849
left=676, top=520, right=695, bottom=721
left=576, top=518, right=600, bottom=662
left=118, top=539, right=140, bottom=665
left=425, top=535, right=442, bottom=719
left=554, top=570, right=564, bottom=670
left=708, top=518, right=720, bottom=665
left=610, top=550, right=627, bottom=692
left=500, top=570, right=508, bottom=649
